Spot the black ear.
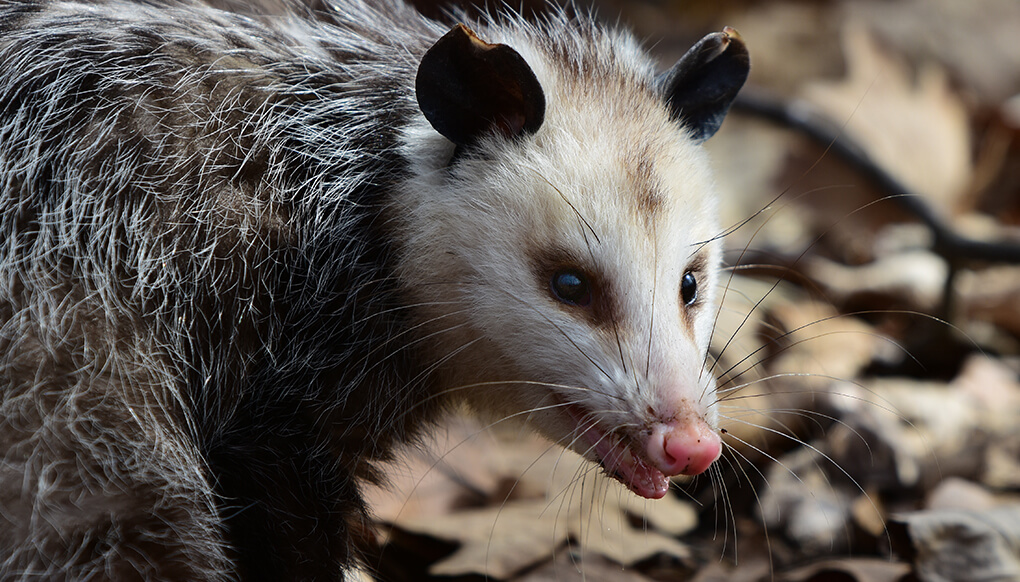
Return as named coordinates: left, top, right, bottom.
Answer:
left=416, top=24, right=546, bottom=147
left=658, top=27, right=749, bottom=142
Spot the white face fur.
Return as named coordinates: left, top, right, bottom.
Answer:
left=397, top=24, right=728, bottom=498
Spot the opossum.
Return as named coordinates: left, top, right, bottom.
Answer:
left=0, top=0, right=749, bottom=579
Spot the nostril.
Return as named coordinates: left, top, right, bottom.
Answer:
left=664, top=431, right=720, bottom=475
left=646, top=421, right=721, bottom=477
left=662, top=437, right=683, bottom=466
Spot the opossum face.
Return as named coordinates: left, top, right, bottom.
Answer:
left=401, top=24, right=748, bottom=498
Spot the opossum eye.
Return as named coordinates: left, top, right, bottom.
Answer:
left=551, top=270, right=592, bottom=307
left=681, top=271, right=698, bottom=306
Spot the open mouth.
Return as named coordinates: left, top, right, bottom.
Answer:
left=560, top=401, right=672, bottom=499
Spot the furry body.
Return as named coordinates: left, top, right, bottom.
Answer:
left=0, top=1, right=745, bottom=579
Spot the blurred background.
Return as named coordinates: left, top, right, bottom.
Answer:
left=365, top=1, right=1020, bottom=581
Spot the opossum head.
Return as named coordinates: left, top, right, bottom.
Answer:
left=398, top=21, right=748, bottom=499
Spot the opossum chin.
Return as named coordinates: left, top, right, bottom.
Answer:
left=556, top=398, right=722, bottom=500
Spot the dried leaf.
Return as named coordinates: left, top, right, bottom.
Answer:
left=852, top=491, right=887, bottom=539
left=831, top=376, right=986, bottom=488
left=364, top=416, right=508, bottom=524
left=984, top=443, right=1020, bottom=491
left=402, top=498, right=567, bottom=578
left=957, top=265, right=1020, bottom=338
left=371, top=417, right=697, bottom=579
left=949, top=356, right=1020, bottom=437
left=753, top=353, right=1019, bottom=558
left=711, top=277, right=872, bottom=455
left=846, top=0, right=1020, bottom=105
left=519, top=552, right=656, bottom=582
left=890, top=505, right=1020, bottom=582
left=764, top=300, right=877, bottom=386
left=688, top=558, right=773, bottom=582
left=779, top=558, right=911, bottom=582
left=926, top=478, right=1000, bottom=513
left=757, top=445, right=857, bottom=554
left=802, top=23, right=972, bottom=213
left=395, top=482, right=696, bottom=578
left=806, top=250, right=948, bottom=312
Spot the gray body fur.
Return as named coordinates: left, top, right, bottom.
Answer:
left=0, top=1, right=440, bottom=578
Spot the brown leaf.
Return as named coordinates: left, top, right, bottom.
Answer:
left=802, top=24, right=972, bottom=214
left=957, top=265, right=1020, bottom=339
left=757, top=445, right=857, bottom=554
left=949, top=355, right=1020, bottom=436
left=394, top=481, right=696, bottom=578
left=778, top=558, right=911, bottom=582
left=370, top=417, right=698, bottom=579
left=402, top=498, right=567, bottom=578
left=926, top=478, right=1001, bottom=513
left=688, top=558, right=773, bottom=582
left=846, top=0, right=1020, bottom=106
left=363, top=416, right=508, bottom=525
left=519, top=552, right=656, bottom=582
left=890, top=505, right=1020, bottom=582
left=831, top=374, right=990, bottom=488
left=764, top=300, right=877, bottom=386
left=805, top=250, right=948, bottom=312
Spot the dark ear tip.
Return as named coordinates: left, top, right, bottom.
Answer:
left=721, top=26, right=744, bottom=45
left=692, top=27, right=750, bottom=75
left=720, top=27, right=750, bottom=64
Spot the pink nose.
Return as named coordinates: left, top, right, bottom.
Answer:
left=645, top=420, right=721, bottom=476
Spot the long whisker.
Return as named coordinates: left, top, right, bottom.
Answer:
left=709, top=192, right=924, bottom=380
left=713, top=309, right=966, bottom=394
left=527, top=167, right=601, bottom=247
left=646, top=220, right=658, bottom=380
left=494, top=286, right=614, bottom=382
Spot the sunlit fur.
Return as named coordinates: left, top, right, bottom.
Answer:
left=0, top=0, right=723, bottom=579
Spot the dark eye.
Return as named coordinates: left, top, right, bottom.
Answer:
left=681, top=271, right=698, bottom=306
left=550, top=270, right=592, bottom=307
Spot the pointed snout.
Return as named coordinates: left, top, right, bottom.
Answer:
left=645, top=419, right=721, bottom=477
